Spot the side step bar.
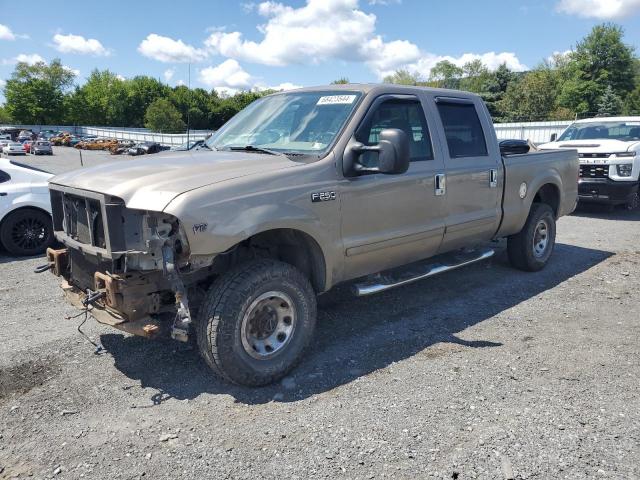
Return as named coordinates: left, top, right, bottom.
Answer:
left=353, top=247, right=495, bottom=296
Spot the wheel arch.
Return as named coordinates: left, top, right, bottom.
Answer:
left=212, top=227, right=328, bottom=293
left=532, top=182, right=561, bottom=218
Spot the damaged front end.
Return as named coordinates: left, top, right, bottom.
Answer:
left=44, top=185, right=198, bottom=342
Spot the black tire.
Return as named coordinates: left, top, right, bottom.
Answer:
left=0, top=208, right=53, bottom=256
left=507, top=203, right=556, bottom=272
left=626, top=190, right=639, bottom=211
left=196, top=259, right=317, bottom=386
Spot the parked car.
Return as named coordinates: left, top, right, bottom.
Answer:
left=0, top=159, right=53, bottom=255
left=539, top=116, right=640, bottom=209
left=127, top=141, right=166, bottom=155
left=22, top=140, right=33, bottom=153
left=44, top=84, right=578, bottom=386
left=32, top=140, right=53, bottom=156
left=17, top=130, right=34, bottom=142
left=3, top=142, right=27, bottom=155
left=0, top=140, right=11, bottom=151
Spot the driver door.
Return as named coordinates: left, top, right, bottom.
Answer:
left=340, top=94, right=446, bottom=280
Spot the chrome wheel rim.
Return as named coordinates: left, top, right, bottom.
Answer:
left=241, top=291, right=296, bottom=360
left=532, top=219, right=549, bottom=258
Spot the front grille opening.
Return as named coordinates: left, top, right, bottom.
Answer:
left=60, top=193, right=108, bottom=248
left=579, top=164, right=608, bottom=179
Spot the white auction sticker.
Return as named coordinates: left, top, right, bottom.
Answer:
left=317, top=95, right=357, bottom=106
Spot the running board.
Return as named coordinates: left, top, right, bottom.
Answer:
left=352, top=247, right=495, bottom=296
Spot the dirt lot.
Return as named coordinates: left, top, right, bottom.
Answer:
left=1, top=147, right=639, bottom=479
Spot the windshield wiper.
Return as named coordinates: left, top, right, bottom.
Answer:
left=225, top=145, right=284, bottom=156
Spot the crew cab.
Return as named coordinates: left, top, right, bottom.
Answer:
left=42, top=85, right=578, bottom=386
left=539, top=116, right=640, bottom=209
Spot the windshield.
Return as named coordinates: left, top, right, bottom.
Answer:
left=558, top=120, right=640, bottom=141
left=207, top=91, right=362, bottom=155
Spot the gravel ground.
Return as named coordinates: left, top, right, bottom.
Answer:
left=0, top=148, right=639, bottom=479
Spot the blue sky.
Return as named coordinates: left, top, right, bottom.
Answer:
left=2, top=0, right=640, bottom=100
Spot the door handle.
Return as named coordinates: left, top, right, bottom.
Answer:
left=435, top=173, right=446, bottom=196
left=489, top=169, right=498, bottom=188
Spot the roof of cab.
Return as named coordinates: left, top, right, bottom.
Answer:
left=266, top=83, right=482, bottom=99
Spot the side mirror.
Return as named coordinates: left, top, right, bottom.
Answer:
left=550, top=133, right=557, bottom=142
left=499, top=139, right=530, bottom=156
left=348, top=128, right=410, bottom=175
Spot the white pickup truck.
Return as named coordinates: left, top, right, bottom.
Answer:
left=539, top=116, right=640, bottom=209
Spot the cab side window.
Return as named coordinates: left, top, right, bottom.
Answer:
left=356, top=99, right=433, bottom=167
left=437, top=102, right=488, bottom=158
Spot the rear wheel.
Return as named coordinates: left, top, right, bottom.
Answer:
left=507, top=203, right=556, bottom=272
left=196, top=259, right=316, bottom=386
left=0, top=208, right=53, bottom=256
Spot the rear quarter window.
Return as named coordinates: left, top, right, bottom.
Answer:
left=437, top=102, right=488, bottom=158
left=0, top=170, right=11, bottom=183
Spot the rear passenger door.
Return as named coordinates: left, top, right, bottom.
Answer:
left=432, top=97, right=502, bottom=251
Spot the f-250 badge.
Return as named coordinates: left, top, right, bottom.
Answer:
left=193, top=223, right=208, bottom=233
left=311, top=191, right=336, bottom=203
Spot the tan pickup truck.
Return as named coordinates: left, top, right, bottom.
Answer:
left=42, top=84, right=578, bottom=386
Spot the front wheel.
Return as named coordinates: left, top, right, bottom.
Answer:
left=507, top=203, right=556, bottom=272
left=0, top=208, right=53, bottom=256
left=196, top=259, right=317, bottom=386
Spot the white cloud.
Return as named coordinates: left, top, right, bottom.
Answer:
left=556, top=0, right=640, bottom=19
left=0, top=24, right=16, bottom=40
left=138, top=34, right=208, bottom=63
left=116, top=74, right=125, bottom=81
left=64, top=66, right=81, bottom=76
left=163, top=68, right=175, bottom=82
left=2, top=53, right=45, bottom=65
left=204, top=0, right=526, bottom=79
left=386, top=52, right=527, bottom=82
left=198, top=59, right=253, bottom=94
left=52, top=33, right=110, bottom=56
left=205, top=0, right=379, bottom=67
left=253, top=81, right=303, bottom=91
left=177, top=79, right=186, bottom=86
left=368, top=0, right=401, bottom=4
left=0, top=79, right=6, bottom=88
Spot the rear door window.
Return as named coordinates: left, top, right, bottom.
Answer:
left=437, top=102, right=488, bottom=158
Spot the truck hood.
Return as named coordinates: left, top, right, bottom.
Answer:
left=539, top=139, right=640, bottom=154
left=49, top=150, right=300, bottom=210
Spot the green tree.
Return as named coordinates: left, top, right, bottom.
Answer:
left=144, top=98, right=185, bottom=133
left=459, top=59, right=491, bottom=93
left=428, top=61, right=463, bottom=89
left=597, top=85, right=623, bottom=116
left=623, top=85, right=640, bottom=114
left=499, top=67, right=562, bottom=121
left=66, top=69, right=129, bottom=126
left=383, top=69, right=421, bottom=85
left=331, top=77, right=350, bottom=84
left=558, top=23, right=635, bottom=115
left=4, top=59, right=75, bottom=124
left=0, top=105, right=12, bottom=123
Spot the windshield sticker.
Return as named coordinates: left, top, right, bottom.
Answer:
left=317, top=95, right=357, bottom=106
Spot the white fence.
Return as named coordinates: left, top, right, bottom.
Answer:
left=4, top=120, right=573, bottom=147
left=493, top=120, right=572, bottom=144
